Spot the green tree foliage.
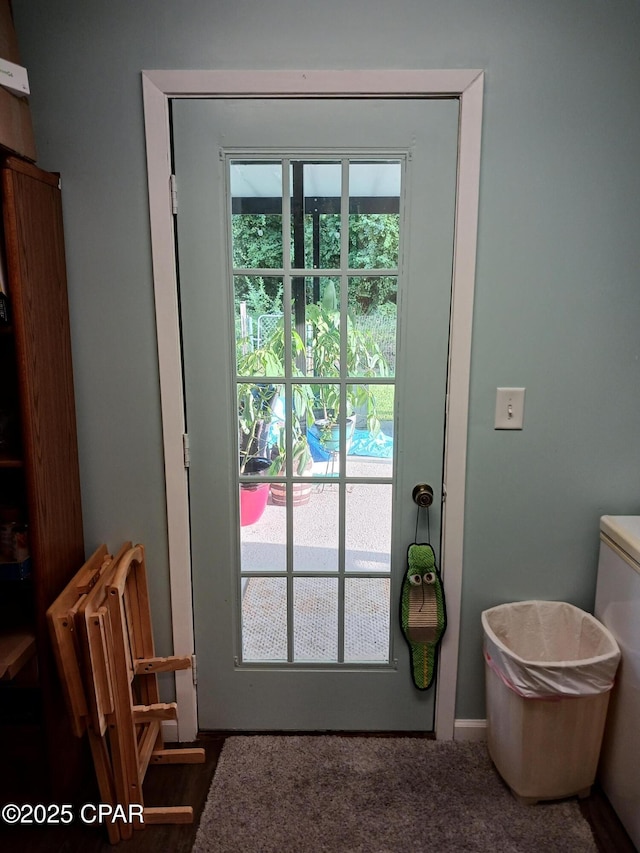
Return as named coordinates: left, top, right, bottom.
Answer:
left=232, top=211, right=399, bottom=317
left=348, top=213, right=399, bottom=314
left=232, top=214, right=284, bottom=321
left=232, top=213, right=283, bottom=269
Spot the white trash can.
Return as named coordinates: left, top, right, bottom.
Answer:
left=482, top=600, right=620, bottom=804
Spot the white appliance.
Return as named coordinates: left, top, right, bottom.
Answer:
left=595, top=515, right=640, bottom=850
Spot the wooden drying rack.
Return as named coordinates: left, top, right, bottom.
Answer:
left=47, top=543, right=204, bottom=843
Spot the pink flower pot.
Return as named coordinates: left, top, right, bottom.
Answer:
left=240, top=482, right=270, bottom=526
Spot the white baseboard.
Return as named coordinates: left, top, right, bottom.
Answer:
left=454, top=719, right=487, bottom=741
left=162, top=719, right=179, bottom=742
left=162, top=718, right=486, bottom=742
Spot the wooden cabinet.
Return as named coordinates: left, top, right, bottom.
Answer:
left=0, top=156, right=85, bottom=800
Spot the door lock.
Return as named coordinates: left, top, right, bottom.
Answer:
left=412, top=483, right=434, bottom=508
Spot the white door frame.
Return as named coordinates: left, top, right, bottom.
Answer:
left=142, top=69, right=483, bottom=741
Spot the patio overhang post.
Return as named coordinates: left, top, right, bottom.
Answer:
left=312, top=208, right=320, bottom=306
left=291, top=161, right=307, bottom=374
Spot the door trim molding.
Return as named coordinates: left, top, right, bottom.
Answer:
left=142, top=69, right=483, bottom=741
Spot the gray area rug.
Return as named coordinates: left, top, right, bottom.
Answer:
left=192, top=736, right=598, bottom=852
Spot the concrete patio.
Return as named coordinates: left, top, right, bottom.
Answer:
left=240, top=455, right=394, bottom=662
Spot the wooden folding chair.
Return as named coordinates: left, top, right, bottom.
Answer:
left=49, top=542, right=204, bottom=843
left=47, top=544, right=122, bottom=844
left=77, top=542, right=203, bottom=837
left=102, top=543, right=204, bottom=830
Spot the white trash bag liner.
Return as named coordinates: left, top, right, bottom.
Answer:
left=482, top=600, right=620, bottom=698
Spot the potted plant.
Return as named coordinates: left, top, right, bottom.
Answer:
left=236, top=338, right=282, bottom=525
left=236, top=326, right=313, bottom=520
left=237, top=381, right=275, bottom=526
left=305, top=297, right=389, bottom=454
left=268, top=385, right=314, bottom=506
left=236, top=292, right=389, bottom=515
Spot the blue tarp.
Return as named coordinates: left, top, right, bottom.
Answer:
left=270, top=393, right=394, bottom=462
left=348, top=429, right=394, bottom=458
left=308, top=427, right=394, bottom=461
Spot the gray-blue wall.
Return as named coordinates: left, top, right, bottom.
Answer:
left=11, top=0, right=640, bottom=719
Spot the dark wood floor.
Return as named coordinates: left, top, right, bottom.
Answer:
left=0, top=736, right=224, bottom=853
left=0, top=734, right=635, bottom=852
left=580, top=788, right=637, bottom=853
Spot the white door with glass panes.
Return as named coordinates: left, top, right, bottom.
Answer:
left=172, top=97, right=458, bottom=730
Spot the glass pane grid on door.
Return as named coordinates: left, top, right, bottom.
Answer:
left=232, top=155, right=401, bottom=668
left=240, top=573, right=392, bottom=665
